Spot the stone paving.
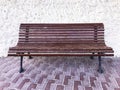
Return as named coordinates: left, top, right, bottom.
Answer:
left=0, top=56, right=120, bottom=90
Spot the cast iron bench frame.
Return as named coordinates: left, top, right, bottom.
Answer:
left=8, top=23, right=114, bottom=73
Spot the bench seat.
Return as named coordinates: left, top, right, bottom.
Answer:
left=9, top=43, right=113, bottom=55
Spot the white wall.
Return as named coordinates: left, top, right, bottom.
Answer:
left=0, top=0, right=120, bottom=57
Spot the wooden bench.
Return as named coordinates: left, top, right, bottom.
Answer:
left=8, top=23, right=114, bottom=73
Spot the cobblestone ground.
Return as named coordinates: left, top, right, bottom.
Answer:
left=0, top=56, right=120, bottom=90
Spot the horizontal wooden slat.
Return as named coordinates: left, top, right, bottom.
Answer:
left=20, top=30, right=104, bottom=34
left=20, top=30, right=104, bottom=32
left=18, top=41, right=105, bottom=44
left=19, top=36, right=103, bottom=40
left=8, top=53, right=114, bottom=56
left=19, top=39, right=104, bottom=43
left=19, top=32, right=104, bottom=35
left=20, top=24, right=103, bottom=29
left=20, top=28, right=101, bottom=30
left=20, top=23, right=104, bottom=29
left=9, top=49, right=113, bottom=52
left=19, top=33, right=104, bottom=37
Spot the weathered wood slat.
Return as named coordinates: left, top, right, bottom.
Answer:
left=20, top=23, right=104, bottom=28
left=18, top=41, right=105, bottom=44
left=8, top=53, right=114, bottom=56
left=21, top=28, right=101, bottom=30
left=20, top=30, right=104, bottom=34
left=9, top=48, right=113, bottom=52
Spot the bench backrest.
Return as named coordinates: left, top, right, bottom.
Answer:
left=19, top=23, right=104, bottom=44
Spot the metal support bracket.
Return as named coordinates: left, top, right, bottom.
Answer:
left=28, top=52, right=33, bottom=59
left=97, top=52, right=104, bottom=73
left=19, top=55, right=24, bottom=73
left=90, top=52, right=95, bottom=59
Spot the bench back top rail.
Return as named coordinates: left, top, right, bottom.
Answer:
left=19, top=23, right=104, bottom=44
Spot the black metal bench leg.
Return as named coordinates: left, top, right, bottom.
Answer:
left=97, top=54, right=104, bottom=73
left=90, top=52, right=94, bottom=59
left=28, top=52, right=33, bottom=59
left=29, top=56, right=33, bottom=59
left=19, top=56, right=24, bottom=73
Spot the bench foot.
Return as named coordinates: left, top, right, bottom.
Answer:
left=19, top=56, right=24, bottom=73
left=97, top=54, right=104, bottom=73
left=19, top=67, right=24, bottom=73
left=97, top=68, right=104, bottom=73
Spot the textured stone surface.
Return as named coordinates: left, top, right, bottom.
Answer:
left=0, top=0, right=120, bottom=57
left=0, top=56, right=120, bottom=90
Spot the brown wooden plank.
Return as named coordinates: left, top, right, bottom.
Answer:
left=20, top=23, right=104, bottom=29
left=8, top=53, right=113, bottom=56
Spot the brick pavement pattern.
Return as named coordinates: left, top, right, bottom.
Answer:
left=0, top=56, right=120, bottom=90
